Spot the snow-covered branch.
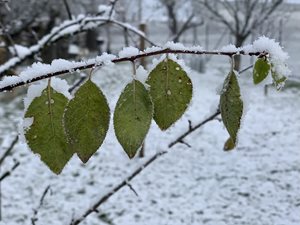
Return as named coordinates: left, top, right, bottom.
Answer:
left=0, top=47, right=264, bottom=93
left=0, top=14, right=155, bottom=76
left=0, top=37, right=290, bottom=93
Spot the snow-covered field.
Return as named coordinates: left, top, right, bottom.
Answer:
left=0, top=61, right=299, bottom=225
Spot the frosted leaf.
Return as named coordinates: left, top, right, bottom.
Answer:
left=252, top=36, right=291, bottom=78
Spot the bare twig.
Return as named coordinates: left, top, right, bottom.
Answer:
left=0, top=136, right=18, bottom=166
left=172, top=14, right=204, bottom=42
left=0, top=22, right=18, bottom=57
left=0, top=160, right=20, bottom=182
left=0, top=49, right=266, bottom=92
left=168, top=110, right=221, bottom=148
left=68, top=74, right=87, bottom=93
left=188, top=120, right=192, bottom=130
left=31, top=185, right=51, bottom=225
left=62, top=0, right=72, bottom=20
left=0, top=136, right=18, bottom=221
left=108, top=0, right=119, bottom=19
left=125, top=181, right=139, bottom=197
left=70, top=150, right=166, bottom=225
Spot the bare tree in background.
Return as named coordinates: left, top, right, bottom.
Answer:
left=194, top=0, right=284, bottom=70
left=159, top=0, right=204, bottom=42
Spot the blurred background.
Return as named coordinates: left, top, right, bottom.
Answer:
left=0, top=1, right=299, bottom=225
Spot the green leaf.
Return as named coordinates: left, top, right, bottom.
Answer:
left=24, top=86, right=73, bottom=174
left=146, top=58, right=193, bottom=130
left=220, top=71, right=243, bottom=147
left=253, top=58, right=270, bottom=84
left=64, top=79, right=110, bottom=163
left=223, top=137, right=235, bottom=151
left=114, top=80, right=153, bottom=158
left=271, top=68, right=287, bottom=90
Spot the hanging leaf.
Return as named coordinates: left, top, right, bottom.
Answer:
left=114, top=80, right=153, bottom=158
left=146, top=58, right=193, bottom=130
left=220, top=71, right=243, bottom=148
left=64, top=79, right=110, bottom=163
left=253, top=58, right=270, bottom=84
left=24, top=86, right=73, bottom=174
left=223, top=137, right=235, bottom=151
left=271, top=68, right=287, bottom=90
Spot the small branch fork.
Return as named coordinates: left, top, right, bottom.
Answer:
left=168, top=109, right=221, bottom=148
left=0, top=49, right=267, bottom=92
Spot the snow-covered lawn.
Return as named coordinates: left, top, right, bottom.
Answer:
left=0, top=63, right=299, bottom=225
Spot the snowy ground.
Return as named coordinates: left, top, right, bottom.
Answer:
left=0, top=61, right=299, bottom=225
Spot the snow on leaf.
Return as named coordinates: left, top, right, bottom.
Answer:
left=251, top=36, right=291, bottom=78
left=24, top=83, right=73, bottom=174
left=271, top=67, right=287, bottom=91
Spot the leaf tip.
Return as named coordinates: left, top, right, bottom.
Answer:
left=78, top=154, right=91, bottom=164
left=223, top=137, right=236, bottom=151
left=126, top=151, right=137, bottom=159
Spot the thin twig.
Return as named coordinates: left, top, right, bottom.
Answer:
left=0, top=161, right=20, bottom=182
left=0, top=136, right=18, bottom=166
left=0, top=22, right=18, bottom=57
left=70, top=109, right=222, bottom=225
left=62, top=0, right=72, bottom=20
left=70, top=151, right=166, bottom=225
left=31, top=185, right=51, bottom=225
left=0, top=49, right=266, bottom=92
left=168, top=110, right=221, bottom=148
left=68, top=75, right=87, bottom=93
left=126, top=181, right=139, bottom=197
left=108, top=0, right=119, bottom=19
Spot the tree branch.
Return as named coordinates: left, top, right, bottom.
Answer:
left=70, top=106, right=226, bottom=225
left=62, top=0, right=72, bottom=20
left=0, top=160, right=20, bottom=182
left=0, top=48, right=267, bottom=92
left=168, top=109, right=220, bottom=148
left=171, top=13, right=204, bottom=42
left=0, top=136, right=18, bottom=166
left=70, top=150, right=166, bottom=225
left=0, top=14, right=155, bottom=76
left=31, top=185, right=51, bottom=225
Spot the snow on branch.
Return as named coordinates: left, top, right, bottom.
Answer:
left=0, top=37, right=290, bottom=93
left=0, top=12, right=155, bottom=76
